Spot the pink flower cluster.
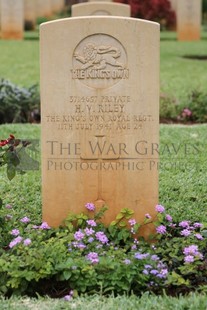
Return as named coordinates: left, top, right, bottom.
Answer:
left=182, top=108, right=192, bottom=118
left=86, top=252, right=99, bottom=264
left=183, top=245, right=203, bottom=264
left=179, top=221, right=204, bottom=239
left=64, top=290, right=73, bottom=301
left=9, top=236, right=31, bottom=248
left=155, top=205, right=165, bottom=213
left=85, top=202, right=95, bottom=211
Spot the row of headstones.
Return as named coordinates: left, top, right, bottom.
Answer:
left=0, top=0, right=202, bottom=41
left=71, top=0, right=202, bottom=41
left=0, top=0, right=65, bottom=39
left=72, top=1, right=130, bottom=17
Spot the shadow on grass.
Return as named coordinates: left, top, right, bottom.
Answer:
left=160, top=37, right=177, bottom=41
left=182, top=55, right=207, bottom=61
left=24, top=37, right=39, bottom=41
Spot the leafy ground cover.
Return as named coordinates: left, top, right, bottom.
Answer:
left=1, top=292, right=207, bottom=310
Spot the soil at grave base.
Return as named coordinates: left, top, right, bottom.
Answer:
left=8, top=278, right=72, bottom=299
left=36, top=279, right=71, bottom=298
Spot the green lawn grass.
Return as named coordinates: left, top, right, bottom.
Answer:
left=1, top=292, right=207, bottom=310
left=0, top=31, right=39, bottom=88
left=160, top=31, right=207, bottom=103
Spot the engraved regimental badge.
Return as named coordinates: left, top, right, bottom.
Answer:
left=71, top=34, right=129, bottom=89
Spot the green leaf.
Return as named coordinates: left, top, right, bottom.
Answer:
left=0, top=198, right=2, bottom=208
left=119, top=221, right=126, bottom=227
left=157, top=213, right=164, bottom=222
left=121, top=208, right=134, bottom=216
left=7, top=164, right=16, bottom=180
left=94, top=205, right=108, bottom=220
left=133, top=223, right=141, bottom=233
left=10, top=152, right=20, bottom=167
left=116, top=213, right=124, bottom=220
left=201, top=229, right=207, bottom=238
left=63, top=270, right=72, bottom=280
left=125, top=214, right=133, bottom=219
left=110, top=221, right=117, bottom=226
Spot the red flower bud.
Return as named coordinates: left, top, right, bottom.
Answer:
left=0, top=140, right=8, bottom=147
left=0, top=134, right=15, bottom=147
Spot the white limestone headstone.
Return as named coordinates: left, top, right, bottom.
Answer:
left=169, top=0, right=177, bottom=12
left=24, top=0, right=36, bottom=30
left=40, top=17, right=160, bottom=237
left=51, top=0, right=65, bottom=13
left=72, top=2, right=131, bottom=17
left=0, top=0, right=24, bottom=40
left=177, top=0, right=201, bottom=41
left=88, top=0, right=113, bottom=2
left=36, top=0, right=52, bottom=18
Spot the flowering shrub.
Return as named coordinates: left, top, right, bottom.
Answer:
left=160, top=90, right=207, bottom=124
left=0, top=79, right=40, bottom=124
left=178, top=90, right=207, bottom=123
left=0, top=134, right=31, bottom=180
left=0, top=201, right=206, bottom=299
left=114, top=0, right=176, bottom=29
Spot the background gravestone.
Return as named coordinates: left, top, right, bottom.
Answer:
left=24, top=0, right=36, bottom=30
left=72, top=2, right=131, bottom=17
left=88, top=0, right=113, bottom=2
left=40, top=17, right=159, bottom=237
left=177, top=0, right=201, bottom=41
left=168, top=0, right=177, bottom=30
left=169, top=0, right=177, bottom=12
left=51, top=0, right=65, bottom=13
left=37, top=0, right=53, bottom=18
left=0, top=0, right=24, bottom=40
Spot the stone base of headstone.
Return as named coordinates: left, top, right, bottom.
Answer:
left=178, top=28, right=200, bottom=41
left=0, top=0, right=24, bottom=40
left=1, top=31, right=23, bottom=40
left=177, top=0, right=201, bottom=41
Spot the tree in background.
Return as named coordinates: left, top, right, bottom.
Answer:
left=114, top=0, right=176, bottom=30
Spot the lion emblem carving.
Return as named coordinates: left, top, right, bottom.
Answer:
left=74, top=43, right=124, bottom=70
